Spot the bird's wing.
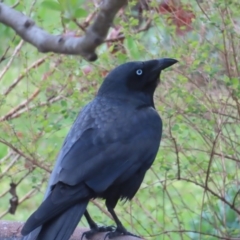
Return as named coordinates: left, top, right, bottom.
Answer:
left=47, top=98, right=162, bottom=193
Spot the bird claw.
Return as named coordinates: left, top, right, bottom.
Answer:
left=104, top=229, right=141, bottom=239
left=81, top=226, right=115, bottom=240
left=98, top=225, right=115, bottom=232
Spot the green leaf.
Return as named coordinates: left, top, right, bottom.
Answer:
left=41, top=0, right=62, bottom=11
left=125, top=37, right=139, bottom=59
left=231, top=77, right=239, bottom=89
left=74, top=8, right=88, bottom=18
left=58, top=0, right=67, bottom=5
left=61, top=100, right=67, bottom=107
left=172, top=124, right=179, bottom=131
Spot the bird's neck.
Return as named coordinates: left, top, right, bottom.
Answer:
left=97, top=94, right=155, bottom=109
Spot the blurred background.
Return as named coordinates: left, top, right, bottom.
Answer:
left=1, top=0, right=240, bottom=239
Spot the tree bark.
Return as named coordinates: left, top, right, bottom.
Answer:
left=0, top=0, right=128, bottom=61
left=0, top=220, right=143, bottom=240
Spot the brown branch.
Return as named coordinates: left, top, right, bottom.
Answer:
left=0, top=154, right=20, bottom=180
left=0, top=139, right=50, bottom=173
left=105, top=18, right=152, bottom=43
left=170, top=146, right=240, bottom=163
left=3, top=56, right=50, bottom=96
left=168, top=118, right=181, bottom=179
left=11, top=1, right=20, bottom=9
left=90, top=199, right=112, bottom=219
left=0, top=35, right=17, bottom=63
left=0, top=176, right=46, bottom=219
left=134, top=18, right=152, bottom=34
left=157, top=229, right=239, bottom=240
left=73, top=5, right=98, bottom=31
left=1, top=88, right=41, bottom=122
left=7, top=95, right=63, bottom=121
left=180, top=177, right=240, bottom=215
left=133, top=198, right=163, bottom=229
left=232, top=189, right=240, bottom=208
left=0, top=1, right=128, bottom=61
left=1, top=58, right=61, bottom=122
left=0, top=221, right=143, bottom=240
left=0, top=168, right=36, bottom=200
left=204, top=130, right=221, bottom=188
left=0, top=40, right=24, bottom=81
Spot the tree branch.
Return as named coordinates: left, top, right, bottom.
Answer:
left=0, top=220, right=143, bottom=240
left=0, top=0, right=128, bottom=61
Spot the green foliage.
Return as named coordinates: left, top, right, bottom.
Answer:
left=1, top=0, right=240, bottom=239
left=41, top=0, right=88, bottom=19
left=189, top=187, right=240, bottom=239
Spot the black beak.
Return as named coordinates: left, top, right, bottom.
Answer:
left=145, top=58, right=178, bottom=77
left=157, top=58, right=178, bottom=70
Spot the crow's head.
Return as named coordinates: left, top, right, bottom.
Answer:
left=98, top=58, right=177, bottom=107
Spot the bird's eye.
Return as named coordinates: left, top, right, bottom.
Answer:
left=136, top=69, right=143, bottom=76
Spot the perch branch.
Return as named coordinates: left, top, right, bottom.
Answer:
left=0, top=220, right=143, bottom=240
left=0, top=0, right=128, bottom=61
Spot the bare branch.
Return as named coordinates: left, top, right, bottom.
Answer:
left=0, top=220, right=142, bottom=240
left=0, top=154, right=20, bottom=180
left=204, top=129, right=222, bottom=188
left=168, top=118, right=181, bottom=179
left=6, top=95, right=63, bottom=121
left=0, top=58, right=61, bottom=122
left=0, top=1, right=128, bottom=61
left=0, top=40, right=24, bottom=81
left=0, top=138, right=50, bottom=173
left=3, top=56, right=49, bottom=96
left=158, top=229, right=239, bottom=240
left=180, top=177, right=240, bottom=215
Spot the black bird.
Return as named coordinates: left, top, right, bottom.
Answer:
left=21, top=58, right=177, bottom=240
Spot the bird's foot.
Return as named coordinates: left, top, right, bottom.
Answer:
left=104, top=226, right=140, bottom=239
left=81, top=226, right=115, bottom=240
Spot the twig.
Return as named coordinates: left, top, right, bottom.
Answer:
left=0, top=154, right=20, bottom=180
left=8, top=95, right=63, bottom=121
left=204, top=130, right=221, bottom=188
left=90, top=199, right=112, bottom=219
left=157, top=229, right=239, bottom=240
left=134, top=18, right=152, bottom=34
left=1, top=58, right=61, bottom=121
left=0, top=35, right=17, bottom=63
left=105, top=35, right=125, bottom=43
left=83, top=10, right=97, bottom=28
left=11, top=1, right=20, bottom=8
left=3, top=56, right=49, bottom=96
left=74, top=7, right=98, bottom=31
left=0, top=40, right=24, bottom=81
left=180, top=177, right=240, bottom=215
left=232, top=189, right=240, bottom=208
left=73, top=19, right=86, bottom=32
left=105, top=18, right=152, bottom=43
left=0, top=176, right=46, bottom=219
left=0, top=168, right=35, bottom=200
left=171, top=146, right=240, bottom=163
left=0, top=138, right=50, bottom=173
left=0, top=150, right=13, bottom=163
left=1, top=88, right=42, bottom=121
left=168, top=118, right=181, bottom=179
left=133, top=198, right=163, bottom=228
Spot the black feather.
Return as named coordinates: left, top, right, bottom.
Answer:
left=22, top=58, right=177, bottom=240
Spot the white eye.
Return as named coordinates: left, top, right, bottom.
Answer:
left=136, top=69, right=143, bottom=76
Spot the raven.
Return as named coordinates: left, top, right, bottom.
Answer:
left=21, top=58, right=177, bottom=240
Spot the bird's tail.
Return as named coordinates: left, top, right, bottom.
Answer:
left=37, top=201, right=88, bottom=240
left=21, top=182, right=91, bottom=240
